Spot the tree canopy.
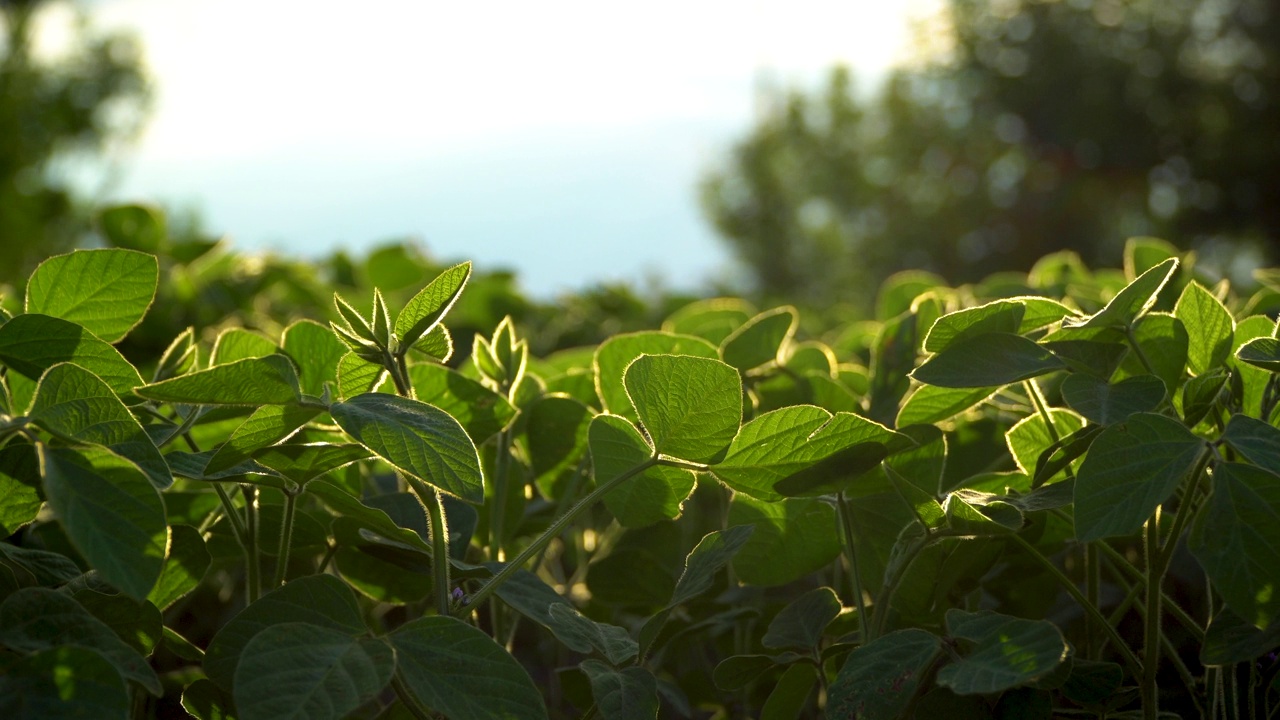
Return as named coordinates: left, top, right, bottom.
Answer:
left=702, top=0, right=1279, bottom=307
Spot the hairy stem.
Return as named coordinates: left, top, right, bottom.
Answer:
left=1143, top=508, right=1162, bottom=720
left=272, top=492, right=298, bottom=588
left=836, top=492, right=869, bottom=642
left=242, top=485, right=261, bottom=603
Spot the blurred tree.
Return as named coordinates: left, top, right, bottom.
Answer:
left=0, top=0, right=149, bottom=286
left=702, top=0, right=1279, bottom=307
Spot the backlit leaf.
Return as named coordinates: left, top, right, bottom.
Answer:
left=0, top=314, right=143, bottom=395
left=937, top=610, right=1069, bottom=695
left=589, top=414, right=693, bottom=527
left=624, top=353, right=741, bottom=463
left=593, top=331, right=717, bottom=417
left=720, top=306, right=798, bottom=371
left=580, top=660, right=658, bottom=720
left=828, top=628, right=941, bottom=719
left=1078, top=257, right=1178, bottom=329
left=1175, top=281, right=1235, bottom=375
left=396, top=261, right=472, bottom=350
left=25, top=249, right=158, bottom=343
left=911, top=333, right=1064, bottom=388
left=136, top=355, right=302, bottom=406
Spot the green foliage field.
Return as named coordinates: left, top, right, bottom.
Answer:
left=3, top=206, right=1280, bottom=718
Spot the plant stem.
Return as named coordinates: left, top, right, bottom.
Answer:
left=407, top=476, right=452, bottom=616
left=212, top=483, right=248, bottom=545
left=457, top=457, right=660, bottom=617
left=272, top=491, right=298, bottom=588
left=873, top=535, right=928, bottom=638
left=836, top=492, right=869, bottom=642
left=1143, top=509, right=1162, bottom=720
left=490, top=429, right=510, bottom=562
left=1086, top=543, right=1099, bottom=658
left=1126, top=325, right=1158, bottom=376
left=242, top=485, right=261, bottom=603
left=391, top=672, right=435, bottom=720
left=1009, top=534, right=1143, bottom=680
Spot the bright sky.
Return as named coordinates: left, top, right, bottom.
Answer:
left=52, top=0, right=940, bottom=296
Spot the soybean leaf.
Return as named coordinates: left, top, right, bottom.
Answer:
left=1115, top=313, right=1188, bottom=392
left=669, top=525, right=755, bottom=607
left=0, top=450, right=41, bottom=537
left=147, top=524, right=210, bottom=611
left=1061, top=660, right=1124, bottom=706
left=210, top=328, right=276, bottom=365
left=1231, top=316, right=1275, bottom=418
left=720, top=306, right=798, bottom=371
left=493, top=569, right=638, bottom=665
left=407, top=362, right=516, bottom=444
left=337, top=352, right=385, bottom=399
left=204, top=574, right=366, bottom=691
left=99, top=203, right=165, bottom=253
left=1078, top=257, right=1178, bottom=329
left=527, top=395, right=592, bottom=498
left=761, top=663, right=818, bottom=720
left=1189, top=463, right=1280, bottom=629
left=663, top=297, right=754, bottom=345
left=1222, top=414, right=1280, bottom=475
left=165, top=450, right=291, bottom=489
left=713, top=653, right=807, bottom=690
left=911, top=333, right=1064, bottom=388
left=897, top=384, right=998, bottom=426
left=580, top=660, right=659, bottom=720
left=624, top=353, right=741, bottom=463
left=923, top=300, right=1024, bottom=353
left=938, top=610, right=1070, bottom=695
left=762, top=586, right=841, bottom=651
left=390, top=615, right=549, bottom=720
left=728, top=494, right=841, bottom=586
left=413, top=323, right=454, bottom=363
left=39, top=445, right=166, bottom=600
left=1175, top=281, right=1235, bottom=375
left=593, top=331, right=718, bottom=418
left=306, top=479, right=432, bottom=554
left=1040, top=325, right=1129, bottom=378
left=589, top=414, right=694, bottom=527
left=25, top=248, right=158, bottom=343
left=205, top=404, right=322, bottom=473
left=153, top=327, right=197, bottom=383
left=1201, top=607, right=1280, bottom=665
left=0, top=646, right=129, bottom=719
left=233, top=623, right=394, bottom=720
left=182, top=678, right=236, bottom=720
left=29, top=362, right=172, bottom=488
left=1180, top=368, right=1228, bottom=427
left=1074, top=413, right=1205, bottom=541
left=0, top=587, right=161, bottom=695
left=1061, top=373, right=1166, bottom=426
left=395, top=261, right=471, bottom=350
left=331, top=392, right=482, bottom=504
left=827, top=628, right=941, bottom=720
left=1237, top=337, right=1280, bottom=373
left=0, top=314, right=143, bottom=395
left=0, top=542, right=83, bottom=588
left=136, top=355, right=302, bottom=406
left=1005, top=408, right=1085, bottom=476
left=62, top=587, right=161, bottom=656
left=253, top=443, right=371, bottom=485
left=281, top=319, right=348, bottom=395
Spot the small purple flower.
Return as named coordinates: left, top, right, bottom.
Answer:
left=451, top=587, right=465, bottom=601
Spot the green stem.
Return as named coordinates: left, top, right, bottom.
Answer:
left=836, top=492, right=869, bottom=642
left=272, top=492, right=298, bottom=588
left=873, top=536, right=928, bottom=638
left=408, top=476, right=452, bottom=616
left=1154, top=448, right=1212, bottom=573
left=242, top=485, right=262, bottom=603
left=490, top=429, right=510, bottom=562
left=1126, top=325, right=1158, bottom=376
left=1009, top=534, right=1143, bottom=680
left=1143, top=509, right=1162, bottom=720
left=212, top=483, right=248, bottom=545
left=458, top=456, right=660, bottom=617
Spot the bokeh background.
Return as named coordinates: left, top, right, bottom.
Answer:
left=2, top=0, right=1277, bottom=309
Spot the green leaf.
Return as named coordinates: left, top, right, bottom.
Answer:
left=1078, top=257, right=1178, bottom=329
left=669, top=525, right=754, bottom=607
left=331, top=392, right=483, bottom=504
left=1189, top=463, right=1280, bottom=629
left=0, top=646, right=129, bottom=720
left=407, top=362, right=516, bottom=444
left=204, top=574, right=366, bottom=691
left=720, top=306, right=798, bottom=371
left=1237, top=337, right=1280, bottom=373
left=1005, top=408, right=1085, bottom=475
left=589, top=414, right=694, bottom=527
left=306, top=479, right=432, bottom=554
left=253, top=443, right=371, bottom=485
left=1061, top=660, right=1124, bottom=706
left=623, top=354, right=741, bottom=463
left=1074, top=413, right=1205, bottom=541
left=395, top=261, right=472, bottom=350
left=923, top=299, right=1024, bottom=353
left=136, top=355, right=302, bottom=406
left=65, top=587, right=161, bottom=656
left=1115, top=313, right=1188, bottom=392
left=1040, top=325, right=1129, bottom=378
left=937, top=610, right=1069, bottom=694
left=827, top=628, right=941, bottom=719
left=99, top=203, right=166, bottom=253
left=147, top=524, right=210, bottom=611
left=897, top=384, right=997, bottom=426
left=0, top=314, right=143, bottom=395
left=761, top=663, right=818, bottom=720
left=527, top=395, right=592, bottom=497
left=492, top=569, right=638, bottom=665
left=39, top=445, right=166, bottom=600
left=662, top=297, right=754, bottom=344
left=25, top=249, right=158, bottom=343
left=413, top=323, right=454, bottom=362
left=153, top=326, right=196, bottom=382
left=1230, top=316, right=1276, bottom=417
left=0, top=587, right=161, bottom=695
left=30, top=363, right=172, bottom=488
left=233, top=623, right=394, bottom=720
left=336, top=352, right=385, bottom=399
left=390, top=615, right=549, bottom=720
left=714, top=405, right=908, bottom=501
left=1060, top=374, right=1166, bottom=425
left=593, top=331, right=718, bottom=417
left=0, top=543, right=84, bottom=588
left=580, top=660, right=659, bottom=720
left=0, top=444, right=44, bottom=534
left=728, top=494, right=840, bottom=586
left=1180, top=368, right=1228, bottom=427
left=762, top=586, right=841, bottom=650
left=205, top=404, right=322, bottom=474
left=1175, top=281, right=1235, bottom=375
left=1222, top=414, right=1280, bottom=475
left=912, top=333, right=1064, bottom=388
left=210, top=328, right=276, bottom=365
left=1201, top=607, right=1280, bottom=665
left=182, top=678, right=237, bottom=720
left=281, top=319, right=348, bottom=396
